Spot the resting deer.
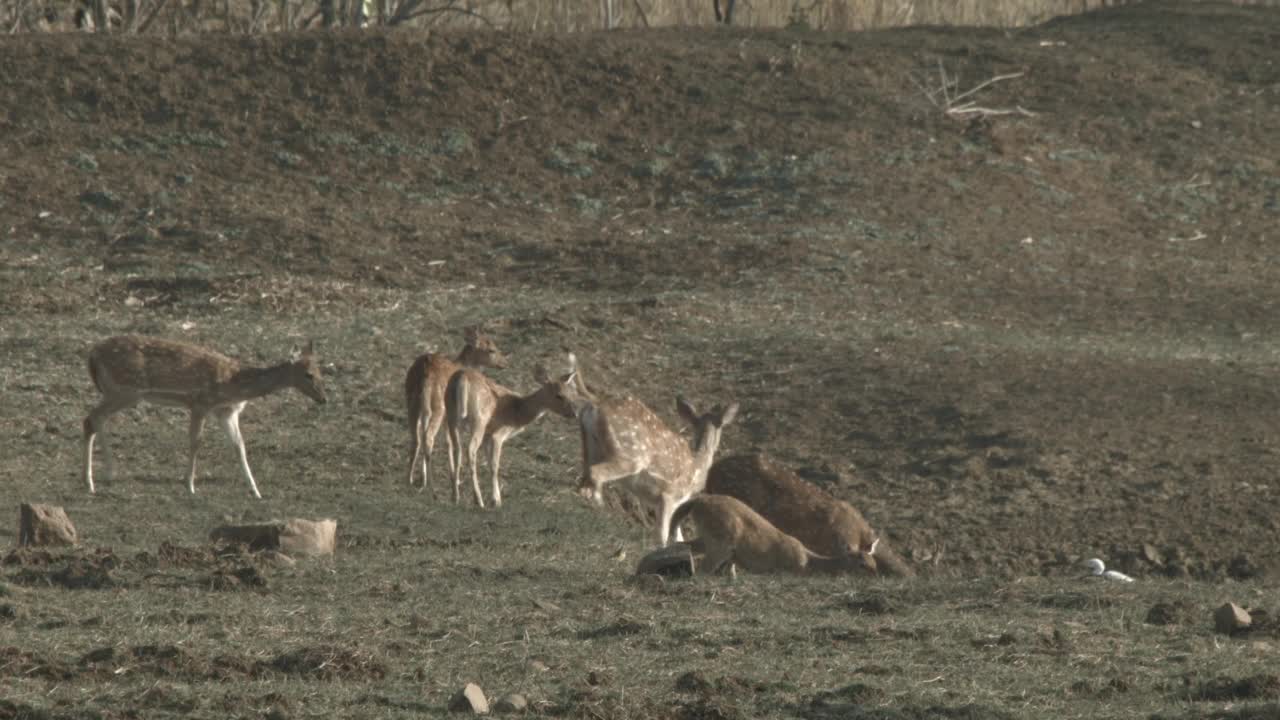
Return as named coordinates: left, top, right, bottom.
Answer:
left=445, top=364, right=578, bottom=508
left=404, top=326, right=508, bottom=494
left=571, top=356, right=738, bottom=547
left=714, top=0, right=736, bottom=24
left=669, top=494, right=875, bottom=576
left=706, top=453, right=910, bottom=576
left=83, top=335, right=326, bottom=498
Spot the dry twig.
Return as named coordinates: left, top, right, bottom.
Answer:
left=911, top=61, right=1037, bottom=119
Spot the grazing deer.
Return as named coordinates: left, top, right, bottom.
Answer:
left=83, top=335, right=326, bottom=498
left=714, top=0, right=736, bottom=24
left=404, top=327, right=508, bottom=494
left=705, top=453, right=910, bottom=576
left=572, top=356, right=738, bottom=547
left=669, top=494, right=875, bottom=576
left=445, top=364, right=578, bottom=508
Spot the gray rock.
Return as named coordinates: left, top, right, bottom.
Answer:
left=494, top=693, right=527, bottom=713
left=18, top=503, right=78, bottom=546
left=1214, top=603, right=1252, bottom=634
left=448, top=683, right=489, bottom=714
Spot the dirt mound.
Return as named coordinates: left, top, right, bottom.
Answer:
left=263, top=644, right=387, bottom=680
left=3, top=548, right=121, bottom=590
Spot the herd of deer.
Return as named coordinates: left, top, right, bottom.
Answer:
left=80, top=330, right=904, bottom=579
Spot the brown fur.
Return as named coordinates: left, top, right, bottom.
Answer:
left=713, top=0, right=735, bottom=24
left=83, top=335, right=325, bottom=498
left=705, top=454, right=912, bottom=577
left=570, top=352, right=738, bottom=547
left=444, top=363, right=577, bottom=508
left=669, top=494, right=864, bottom=575
left=404, top=327, right=507, bottom=492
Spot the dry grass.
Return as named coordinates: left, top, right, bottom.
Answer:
left=10, top=0, right=1280, bottom=34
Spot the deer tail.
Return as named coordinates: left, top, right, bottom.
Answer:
left=452, top=372, right=470, bottom=421
left=404, top=354, right=430, bottom=434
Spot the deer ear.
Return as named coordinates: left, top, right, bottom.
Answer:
left=533, top=364, right=550, bottom=384
left=566, top=352, right=578, bottom=372
left=719, top=402, right=739, bottom=426
left=464, top=325, right=480, bottom=344
left=867, top=536, right=880, bottom=556
left=676, top=396, right=698, bottom=424
left=303, top=340, right=316, bottom=359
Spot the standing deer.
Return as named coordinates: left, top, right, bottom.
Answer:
left=82, top=335, right=326, bottom=498
left=404, top=327, right=508, bottom=494
left=668, top=494, right=877, bottom=576
left=714, top=0, right=735, bottom=24
left=705, top=453, right=910, bottom=576
left=445, top=364, right=578, bottom=508
left=571, top=356, right=738, bottom=547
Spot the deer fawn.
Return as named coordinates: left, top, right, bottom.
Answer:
left=706, top=454, right=906, bottom=576
left=404, top=326, right=508, bottom=494
left=669, top=494, right=877, bottom=576
left=570, top=356, right=739, bottom=546
left=82, top=335, right=326, bottom=498
left=445, top=363, right=578, bottom=508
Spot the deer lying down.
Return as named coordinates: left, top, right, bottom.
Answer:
left=668, top=494, right=878, bottom=576
left=706, top=453, right=914, bottom=577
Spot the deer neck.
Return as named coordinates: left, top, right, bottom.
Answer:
left=454, top=345, right=485, bottom=367
left=225, top=362, right=294, bottom=402
left=685, top=426, right=723, bottom=489
left=498, top=388, right=548, bottom=429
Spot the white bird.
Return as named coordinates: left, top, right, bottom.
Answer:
left=1084, top=558, right=1134, bottom=582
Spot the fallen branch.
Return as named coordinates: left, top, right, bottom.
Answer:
left=912, top=61, right=1036, bottom=120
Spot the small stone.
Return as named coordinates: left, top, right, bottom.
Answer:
left=634, top=543, right=694, bottom=577
left=1215, top=603, right=1252, bottom=634
left=493, top=693, right=527, bottom=713
left=260, top=551, right=296, bottom=567
left=448, top=683, right=489, bottom=714
left=1140, top=543, right=1163, bottom=566
left=18, top=503, right=78, bottom=546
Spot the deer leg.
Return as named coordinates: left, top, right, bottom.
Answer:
left=186, top=410, right=208, bottom=495
left=218, top=404, right=262, bottom=499
left=407, top=412, right=424, bottom=487
left=655, top=496, right=684, bottom=547
left=427, top=404, right=447, bottom=493
left=488, top=435, right=506, bottom=508
left=584, top=457, right=644, bottom=506
left=83, top=394, right=136, bottom=493
left=447, top=417, right=465, bottom=505
left=724, top=0, right=735, bottom=23
left=439, top=413, right=456, bottom=500
left=468, top=433, right=486, bottom=509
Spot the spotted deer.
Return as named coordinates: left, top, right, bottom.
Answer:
left=83, top=335, right=326, bottom=498
left=668, top=494, right=876, bottom=576
left=714, top=0, right=736, bottom=24
left=404, top=327, right=508, bottom=494
left=445, top=364, right=578, bottom=508
left=705, top=453, right=909, bottom=576
left=571, top=356, right=739, bottom=547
